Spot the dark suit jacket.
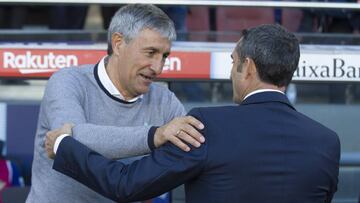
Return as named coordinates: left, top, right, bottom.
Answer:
left=53, top=92, right=340, bottom=203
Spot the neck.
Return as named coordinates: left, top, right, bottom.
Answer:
left=256, top=83, right=285, bottom=92
left=242, top=82, right=285, bottom=101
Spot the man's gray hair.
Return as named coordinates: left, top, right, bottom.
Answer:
left=107, top=4, right=177, bottom=55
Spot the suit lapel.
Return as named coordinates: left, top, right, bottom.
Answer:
left=240, top=92, right=296, bottom=111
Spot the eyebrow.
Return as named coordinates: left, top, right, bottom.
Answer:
left=143, top=47, right=160, bottom=52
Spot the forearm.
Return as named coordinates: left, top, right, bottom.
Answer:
left=45, top=103, right=154, bottom=159
left=53, top=136, right=206, bottom=202
left=72, top=124, right=154, bottom=159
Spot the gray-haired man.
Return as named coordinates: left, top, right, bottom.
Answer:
left=26, top=4, right=204, bottom=202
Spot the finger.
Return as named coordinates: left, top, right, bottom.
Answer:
left=46, top=146, right=54, bottom=159
left=45, top=135, right=51, bottom=145
left=45, top=142, right=51, bottom=153
left=176, top=130, right=201, bottom=148
left=45, top=134, right=55, bottom=144
left=48, top=151, right=54, bottom=159
left=168, top=135, right=190, bottom=152
left=45, top=135, right=54, bottom=154
left=46, top=129, right=60, bottom=138
left=185, top=116, right=204, bottom=130
left=46, top=131, right=53, bottom=139
left=49, top=127, right=67, bottom=135
left=63, top=123, right=75, bottom=128
left=62, top=123, right=74, bottom=134
left=181, top=124, right=204, bottom=143
left=46, top=148, right=51, bottom=156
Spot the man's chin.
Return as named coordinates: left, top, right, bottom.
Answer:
left=137, top=86, right=151, bottom=95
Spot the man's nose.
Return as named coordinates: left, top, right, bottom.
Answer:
left=150, top=57, right=164, bottom=75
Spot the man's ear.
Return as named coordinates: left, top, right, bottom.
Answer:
left=111, top=32, right=125, bottom=56
left=245, top=58, right=257, bottom=79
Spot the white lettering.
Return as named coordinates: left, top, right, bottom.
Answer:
left=66, top=55, right=78, bottom=68
left=3, top=52, right=15, bottom=68
left=163, top=57, right=181, bottom=71
left=55, top=55, right=66, bottom=68
left=15, top=54, right=26, bottom=68
left=48, top=52, right=56, bottom=68
left=333, top=58, right=345, bottom=78
left=294, top=57, right=360, bottom=81
left=2, top=51, right=78, bottom=69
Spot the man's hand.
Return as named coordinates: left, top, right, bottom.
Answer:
left=154, top=116, right=205, bottom=152
left=45, top=123, right=73, bottom=159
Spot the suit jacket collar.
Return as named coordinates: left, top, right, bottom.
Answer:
left=240, top=91, right=296, bottom=110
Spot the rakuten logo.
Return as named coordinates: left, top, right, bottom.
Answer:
left=3, top=51, right=78, bottom=69
left=163, top=57, right=181, bottom=71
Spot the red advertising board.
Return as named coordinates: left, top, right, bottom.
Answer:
left=159, top=51, right=211, bottom=79
left=0, top=48, right=105, bottom=78
left=0, top=47, right=211, bottom=79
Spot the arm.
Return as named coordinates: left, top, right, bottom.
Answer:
left=68, top=91, right=188, bottom=159
left=53, top=108, right=207, bottom=202
left=45, top=72, right=204, bottom=159
left=71, top=124, right=152, bottom=159
left=43, top=69, right=152, bottom=159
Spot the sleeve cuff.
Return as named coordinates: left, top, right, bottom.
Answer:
left=54, top=134, right=71, bottom=154
left=147, top=126, right=158, bottom=151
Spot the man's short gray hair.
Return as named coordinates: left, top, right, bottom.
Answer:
left=107, top=4, right=177, bottom=55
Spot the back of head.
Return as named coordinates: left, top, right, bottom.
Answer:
left=107, top=4, right=176, bottom=55
left=236, top=24, right=300, bottom=87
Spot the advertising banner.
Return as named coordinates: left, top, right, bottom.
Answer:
left=209, top=47, right=360, bottom=82
left=159, top=51, right=211, bottom=79
left=0, top=47, right=211, bottom=80
left=0, top=48, right=105, bottom=78
left=293, top=53, right=360, bottom=82
left=1, top=44, right=359, bottom=82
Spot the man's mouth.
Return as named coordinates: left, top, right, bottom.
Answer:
left=140, top=73, right=154, bottom=81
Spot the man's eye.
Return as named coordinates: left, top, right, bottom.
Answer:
left=146, top=52, right=155, bottom=57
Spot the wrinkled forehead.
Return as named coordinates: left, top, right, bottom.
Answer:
left=131, top=29, right=171, bottom=52
left=130, top=27, right=173, bottom=43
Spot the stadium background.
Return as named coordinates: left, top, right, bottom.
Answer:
left=0, top=0, right=359, bottom=202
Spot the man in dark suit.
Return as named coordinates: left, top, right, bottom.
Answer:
left=45, top=24, right=340, bottom=203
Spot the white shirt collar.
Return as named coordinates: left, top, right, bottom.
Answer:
left=243, top=89, right=284, bottom=101
left=98, top=56, right=143, bottom=102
